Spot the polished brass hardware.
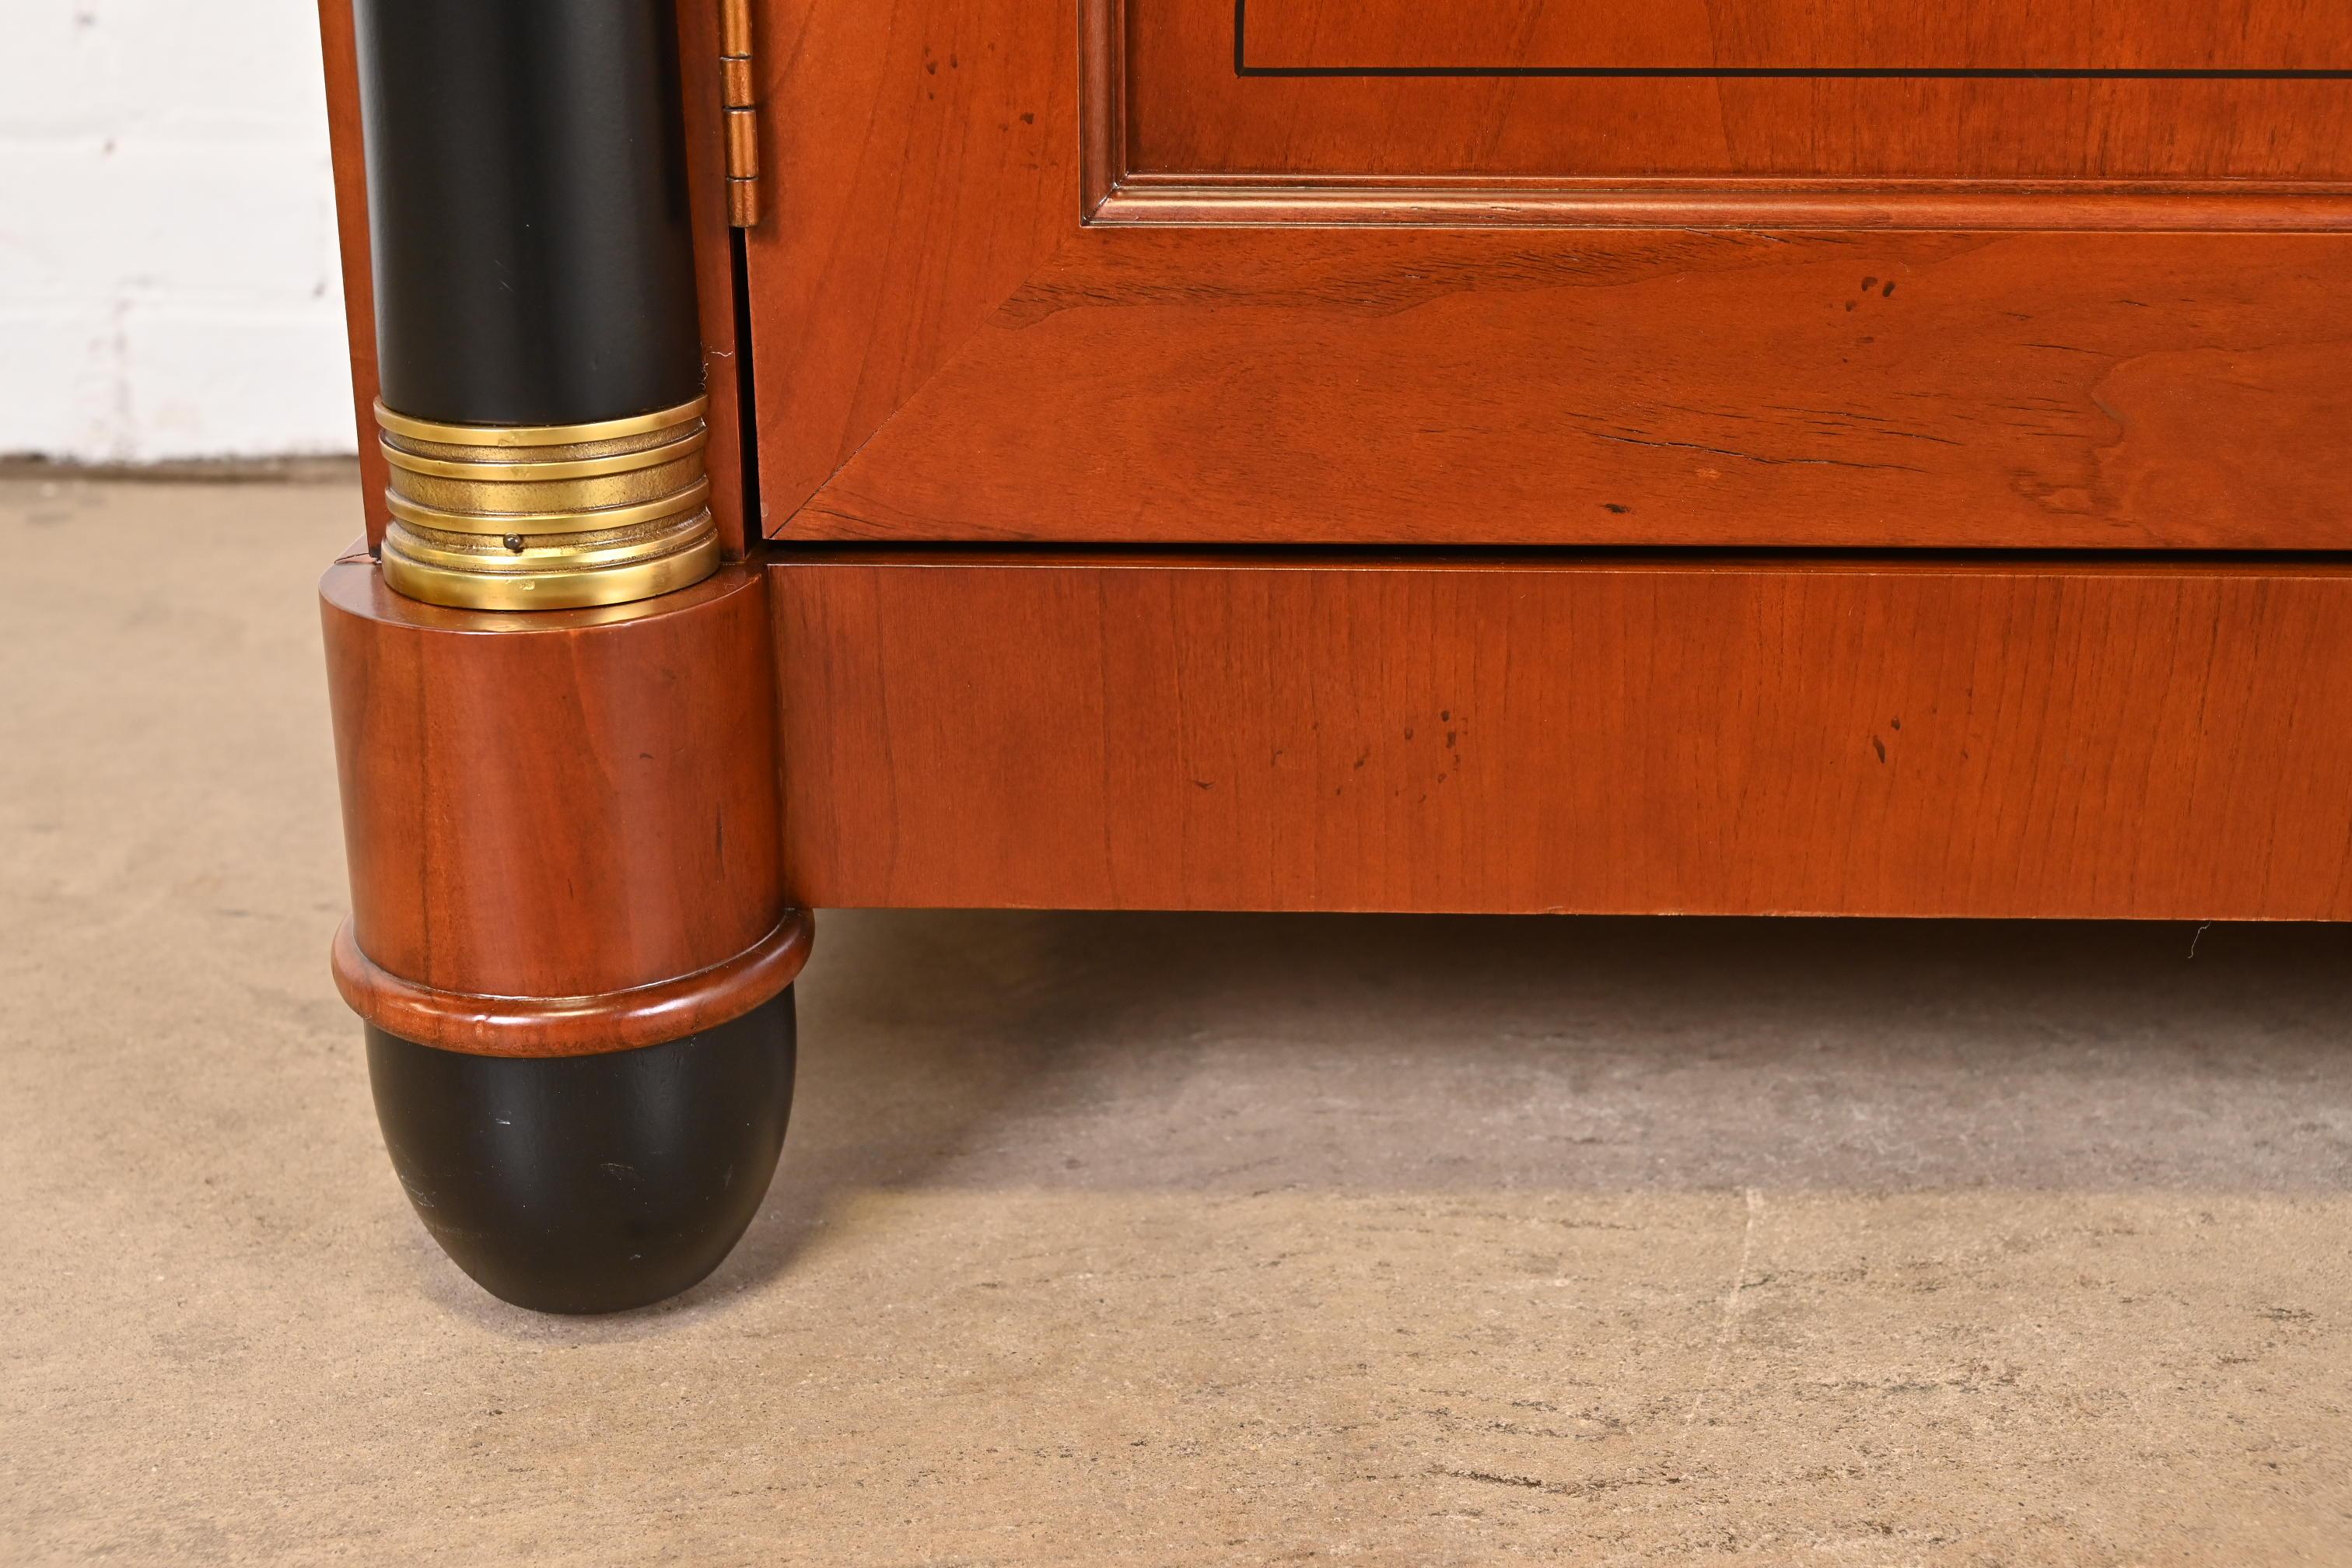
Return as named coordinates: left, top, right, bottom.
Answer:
left=373, top=401, right=703, bottom=447
left=719, top=0, right=761, bottom=226
left=375, top=397, right=720, bottom=611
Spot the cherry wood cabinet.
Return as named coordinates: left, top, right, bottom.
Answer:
left=314, top=0, right=2350, bottom=1310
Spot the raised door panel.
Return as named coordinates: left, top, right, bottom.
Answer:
left=747, top=0, right=2352, bottom=549
left=1139, top=0, right=2352, bottom=183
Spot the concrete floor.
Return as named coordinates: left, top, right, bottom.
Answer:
left=4, top=473, right=2350, bottom=1566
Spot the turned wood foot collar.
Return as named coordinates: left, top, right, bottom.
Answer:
left=333, top=910, right=812, bottom=1059
left=321, top=559, right=800, bottom=1059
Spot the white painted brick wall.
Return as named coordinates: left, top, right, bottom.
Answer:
left=2, top=0, right=356, bottom=460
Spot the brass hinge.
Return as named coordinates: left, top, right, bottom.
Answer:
left=719, top=0, right=761, bottom=226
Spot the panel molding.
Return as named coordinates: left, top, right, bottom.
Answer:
left=1094, top=174, right=2352, bottom=232
left=1090, top=0, right=2352, bottom=228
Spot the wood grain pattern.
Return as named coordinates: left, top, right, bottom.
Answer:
left=323, top=562, right=800, bottom=1055
left=773, top=554, right=2352, bottom=919
left=746, top=0, right=1080, bottom=527
left=786, top=226, right=2352, bottom=550
left=1241, top=0, right=2352, bottom=73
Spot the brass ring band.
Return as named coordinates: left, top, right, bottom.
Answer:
left=379, top=428, right=709, bottom=484
left=373, top=394, right=720, bottom=612
left=388, top=515, right=716, bottom=574
left=390, top=451, right=706, bottom=516
left=385, top=478, right=712, bottom=538
left=383, top=520, right=722, bottom=612
left=371, top=396, right=709, bottom=449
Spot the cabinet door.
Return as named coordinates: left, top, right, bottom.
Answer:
left=744, top=0, right=2352, bottom=549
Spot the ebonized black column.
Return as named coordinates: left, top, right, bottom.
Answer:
left=352, top=0, right=702, bottom=424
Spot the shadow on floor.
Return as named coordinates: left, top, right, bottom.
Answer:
left=688, top=913, right=2352, bottom=1303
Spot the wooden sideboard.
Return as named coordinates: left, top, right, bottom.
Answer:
left=314, top=0, right=2352, bottom=1310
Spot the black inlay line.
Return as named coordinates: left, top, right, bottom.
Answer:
left=1233, top=0, right=2352, bottom=81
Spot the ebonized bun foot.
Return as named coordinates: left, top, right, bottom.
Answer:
left=366, top=991, right=796, bottom=1314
